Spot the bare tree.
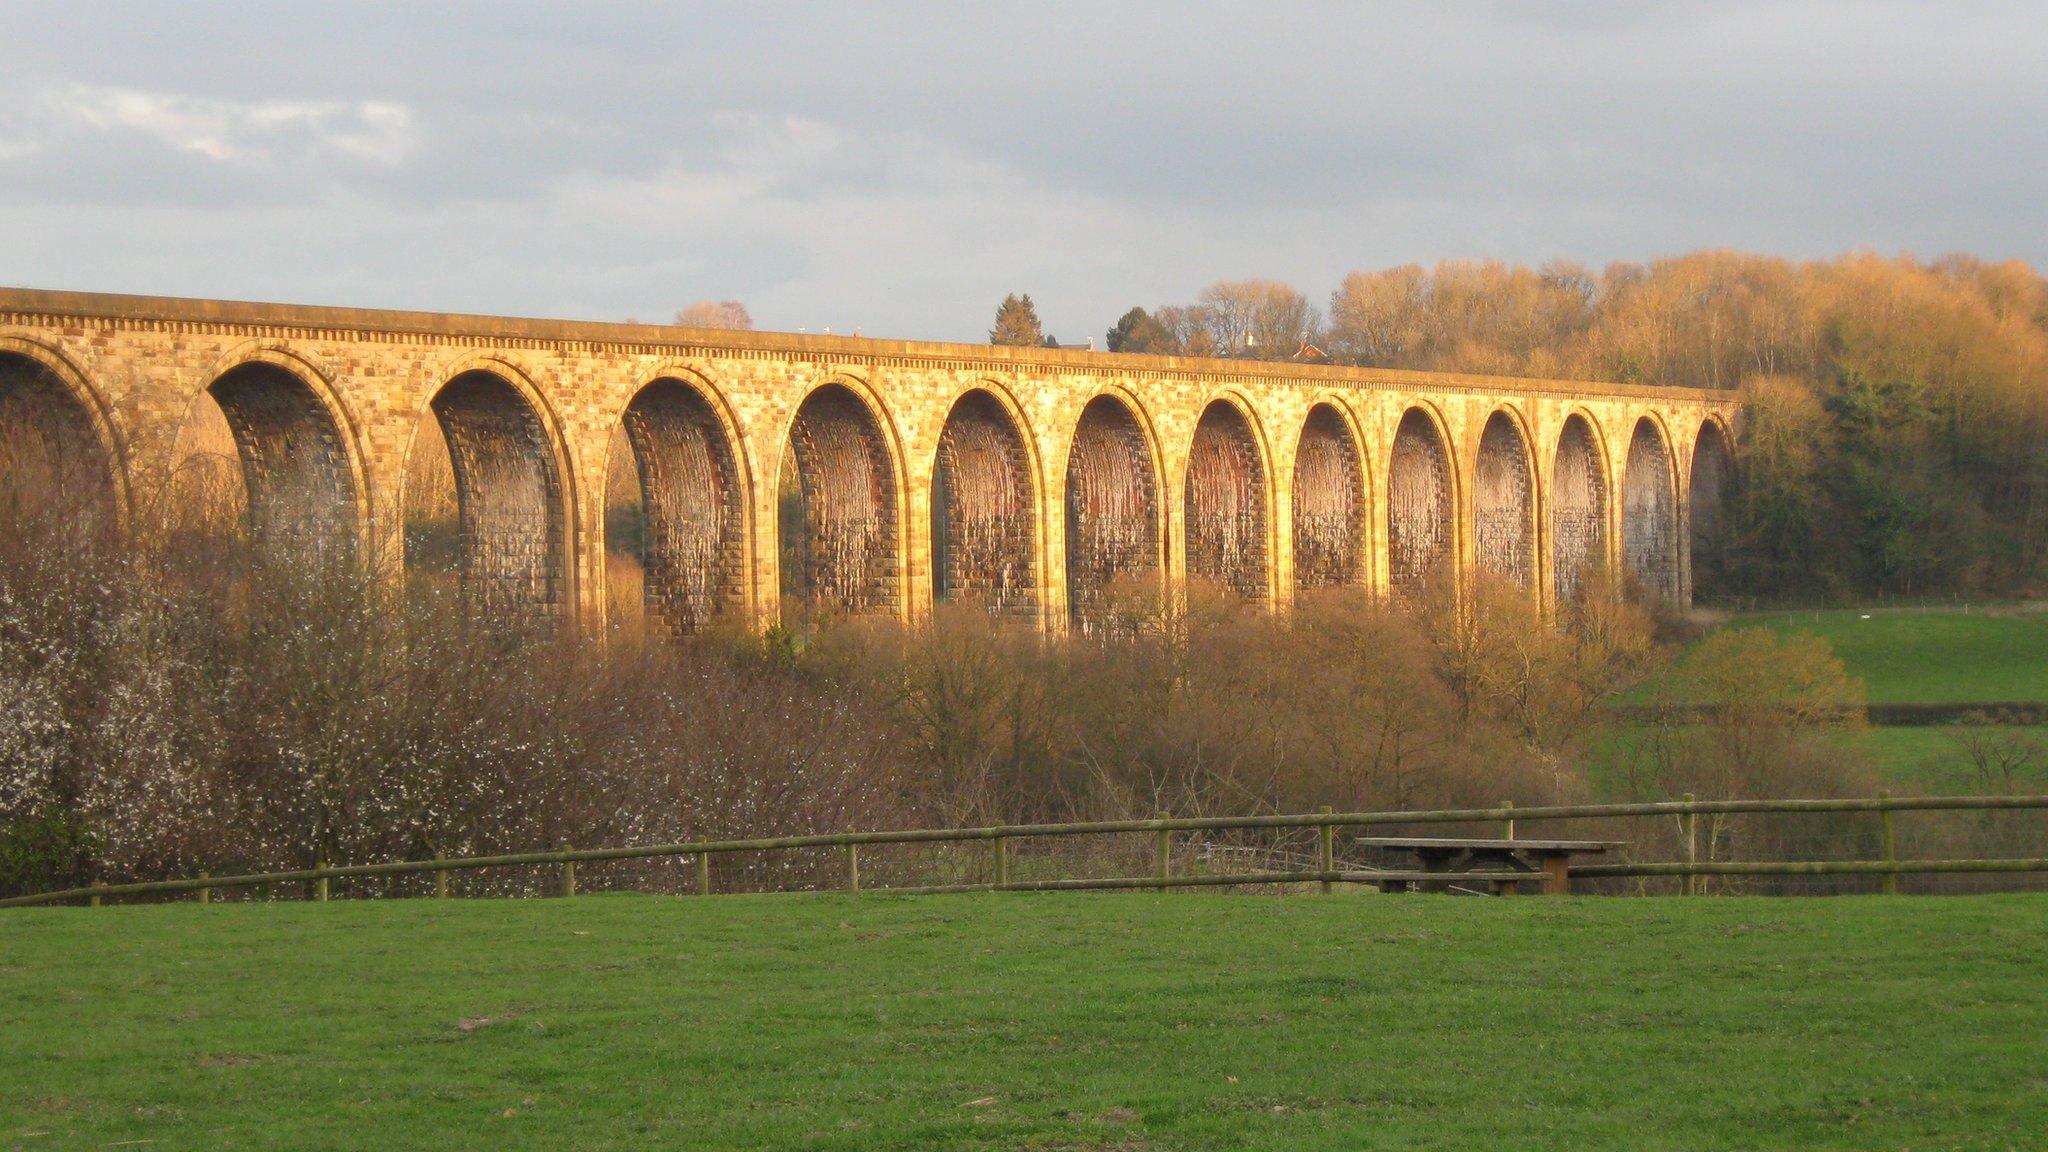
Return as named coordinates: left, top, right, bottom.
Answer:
left=1194, top=280, right=1318, bottom=358
left=1327, top=265, right=1427, bottom=365
left=675, top=301, right=754, bottom=330
left=1151, top=305, right=1219, bottom=358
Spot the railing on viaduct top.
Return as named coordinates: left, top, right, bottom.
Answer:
left=6, top=793, right=2046, bottom=909
left=0, top=286, right=1739, bottom=399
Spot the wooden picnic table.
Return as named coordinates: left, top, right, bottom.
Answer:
left=1353, top=837, right=1624, bottom=895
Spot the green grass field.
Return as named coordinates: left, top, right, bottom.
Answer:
left=1604, top=607, right=2048, bottom=790
left=1856, top=725, right=2048, bottom=788
left=4, top=894, right=2045, bottom=1150
left=1594, top=723, right=2048, bottom=790
left=1725, top=607, right=2048, bottom=705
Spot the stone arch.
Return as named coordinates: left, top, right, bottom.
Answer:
left=1551, top=412, right=1610, bottom=604
left=414, top=367, right=573, bottom=628
left=1292, top=402, right=1369, bottom=592
left=1623, top=415, right=1681, bottom=601
left=203, top=356, right=362, bottom=566
left=1065, top=391, right=1162, bottom=629
left=778, top=381, right=902, bottom=618
left=1388, top=405, right=1455, bottom=599
left=1472, top=407, right=1537, bottom=590
left=1183, top=396, right=1271, bottom=604
left=616, top=374, right=749, bottom=633
left=931, top=386, right=1039, bottom=616
left=1688, top=417, right=1736, bottom=602
left=0, top=341, right=123, bottom=543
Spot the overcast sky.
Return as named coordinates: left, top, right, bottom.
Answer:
left=2, top=2, right=2043, bottom=343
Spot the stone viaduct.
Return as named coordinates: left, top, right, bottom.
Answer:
left=0, top=288, right=1738, bottom=634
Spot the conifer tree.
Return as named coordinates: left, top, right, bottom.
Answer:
left=989, top=293, right=1045, bottom=346
left=1106, top=306, right=1177, bottom=354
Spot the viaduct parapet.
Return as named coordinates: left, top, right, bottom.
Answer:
left=0, top=288, right=1738, bottom=632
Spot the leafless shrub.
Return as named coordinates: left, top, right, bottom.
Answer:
left=0, top=456, right=914, bottom=896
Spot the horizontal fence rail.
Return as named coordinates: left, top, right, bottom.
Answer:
left=5, top=793, right=2047, bottom=908
left=1606, top=702, right=2048, bottom=726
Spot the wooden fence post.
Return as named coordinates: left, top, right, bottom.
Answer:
left=846, top=843, right=861, bottom=892
left=1155, top=828, right=1171, bottom=889
left=697, top=852, right=710, bottom=896
left=315, top=862, right=329, bottom=904
left=1318, top=805, right=1335, bottom=894
left=1682, top=794, right=1698, bottom=896
left=993, top=837, right=1008, bottom=887
left=1879, top=789, right=1898, bottom=896
left=197, top=872, right=210, bottom=905
left=89, top=893, right=100, bottom=908
left=435, top=857, right=449, bottom=900
left=561, top=845, right=576, bottom=898
left=1502, top=799, right=1515, bottom=841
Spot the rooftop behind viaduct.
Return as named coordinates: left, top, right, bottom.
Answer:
left=0, top=287, right=1738, bottom=633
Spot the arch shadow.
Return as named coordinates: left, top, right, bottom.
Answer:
left=1065, top=390, right=1164, bottom=630
left=1551, top=411, right=1610, bottom=604
left=0, top=341, right=124, bottom=543
left=1184, top=395, right=1272, bottom=605
left=1292, top=401, right=1370, bottom=592
left=1622, top=415, right=1681, bottom=602
left=1473, top=407, right=1537, bottom=591
left=778, top=380, right=904, bottom=619
left=1388, top=404, right=1456, bottom=600
left=1688, top=417, right=1736, bottom=602
left=409, top=365, right=575, bottom=630
left=932, top=385, right=1041, bottom=617
left=204, top=357, right=364, bottom=568
left=614, top=373, right=751, bottom=633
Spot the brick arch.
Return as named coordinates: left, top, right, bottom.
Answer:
left=203, top=353, right=364, bottom=567
left=414, top=365, right=574, bottom=629
left=616, top=373, right=750, bottom=633
left=931, top=385, right=1040, bottom=616
left=1183, top=394, right=1272, bottom=604
left=1065, top=389, right=1163, bottom=631
left=1473, top=406, right=1538, bottom=591
left=1623, top=414, right=1681, bottom=601
left=0, top=338, right=124, bottom=539
left=1388, top=403, right=1456, bottom=600
left=1551, top=410, right=1610, bottom=604
left=778, top=380, right=903, bottom=618
left=1688, top=416, right=1736, bottom=602
left=1292, top=401, right=1370, bottom=592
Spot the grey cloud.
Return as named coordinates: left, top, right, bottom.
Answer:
left=0, top=81, right=421, bottom=208
left=0, top=1, right=2044, bottom=342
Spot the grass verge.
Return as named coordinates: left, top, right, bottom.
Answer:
left=4, top=893, right=2045, bottom=1150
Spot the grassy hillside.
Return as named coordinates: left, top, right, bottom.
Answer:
left=1727, top=607, right=2048, bottom=704
left=1599, top=607, right=2048, bottom=791
left=4, top=894, right=2044, bottom=1150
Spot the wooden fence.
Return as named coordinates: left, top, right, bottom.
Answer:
left=4, top=793, right=2046, bottom=908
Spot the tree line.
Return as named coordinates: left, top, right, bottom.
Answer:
left=1041, top=252, right=2048, bottom=601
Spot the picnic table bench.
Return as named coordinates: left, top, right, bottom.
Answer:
left=1353, top=837, right=1624, bottom=895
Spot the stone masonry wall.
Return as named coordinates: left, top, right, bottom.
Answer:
left=0, top=288, right=1739, bottom=630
